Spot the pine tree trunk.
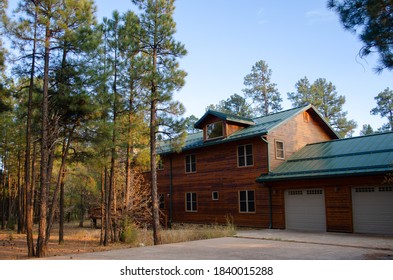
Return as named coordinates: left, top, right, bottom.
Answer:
left=100, top=167, right=105, bottom=245
left=150, top=23, right=161, bottom=244
left=25, top=5, right=38, bottom=257
left=150, top=98, right=160, bottom=245
left=125, top=78, right=136, bottom=210
left=17, top=148, right=25, bottom=234
left=109, top=32, right=119, bottom=242
left=1, top=131, right=8, bottom=230
left=104, top=167, right=110, bottom=246
left=1, top=160, right=6, bottom=230
left=36, top=22, right=51, bottom=258
left=58, top=170, right=65, bottom=244
left=45, top=126, right=74, bottom=246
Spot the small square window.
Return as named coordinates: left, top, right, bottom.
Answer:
left=275, top=140, right=285, bottom=159
left=212, top=191, right=219, bottom=200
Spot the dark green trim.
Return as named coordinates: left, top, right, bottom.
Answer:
left=256, top=169, right=391, bottom=183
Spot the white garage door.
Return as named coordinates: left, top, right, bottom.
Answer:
left=352, top=186, right=393, bottom=235
left=285, top=189, right=326, bottom=231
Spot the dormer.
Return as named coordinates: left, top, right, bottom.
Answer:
left=194, top=110, right=255, bottom=142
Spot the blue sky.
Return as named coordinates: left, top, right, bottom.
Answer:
left=95, top=0, right=392, bottom=135
left=8, top=0, right=393, bottom=135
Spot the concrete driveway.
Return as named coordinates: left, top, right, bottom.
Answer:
left=47, top=229, right=393, bottom=260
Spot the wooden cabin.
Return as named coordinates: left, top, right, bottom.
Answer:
left=157, top=105, right=393, bottom=235
left=157, top=105, right=338, bottom=228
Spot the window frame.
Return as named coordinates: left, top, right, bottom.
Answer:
left=206, top=121, right=224, bottom=140
left=212, top=191, right=219, bottom=201
left=239, top=190, right=256, bottom=213
left=157, top=158, right=164, bottom=170
left=185, top=192, right=198, bottom=212
left=185, top=154, right=196, bottom=173
left=237, top=144, right=254, bottom=167
left=275, top=140, right=285, bottom=160
left=158, top=193, right=165, bottom=209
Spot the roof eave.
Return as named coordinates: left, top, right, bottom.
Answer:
left=159, top=131, right=268, bottom=155
left=256, top=169, right=391, bottom=183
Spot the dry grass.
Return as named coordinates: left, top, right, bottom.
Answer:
left=160, top=223, right=237, bottom=245
left=0, top=220, right=236, bottom=259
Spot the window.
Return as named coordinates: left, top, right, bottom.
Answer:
left=238, top=144, right=253, bottom=167
left=206, top=121, right=224, bottom=140
left=157, top=158, right=164, bottom=170
left=185, top=154, right=196, bottom=173
left=303, top=111, right=310, bottom=123
left=159, top=194, right=165, bottom=209
left=239, top=190, right=255, bottom=213
left=185, top=192, right=197, bottom=212
left=212, top=191, right=219, bottom=201
left=275, top=140, right=285, bottom=159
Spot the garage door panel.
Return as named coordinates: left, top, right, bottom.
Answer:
left=285, top=189, right=326, bottom=232
left=352, top=186, right=393, bottom=235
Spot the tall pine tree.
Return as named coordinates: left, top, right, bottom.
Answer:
left=133, top=0, right=187, bottom=245
left=288, top=77, right=357, bottom=137
left=242, top=60, right=282, bottom=116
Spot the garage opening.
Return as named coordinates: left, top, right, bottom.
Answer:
left=284, top=189, right=326, bottom=231
left=352, top=186, right=393, bottom=235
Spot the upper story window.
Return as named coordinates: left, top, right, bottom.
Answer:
left=238, top=144, right=253, bottom=167
left=206, top=121, right=224, bottom=140
left=275, top=140, right=285, bottom=159
left=185, top=154, right=196, bottom=173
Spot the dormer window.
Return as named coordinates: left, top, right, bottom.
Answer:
left=206, top=121, right=224, bottom=140
left=194, top=110, right=255, bottom=142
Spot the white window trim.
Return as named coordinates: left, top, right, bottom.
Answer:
left=185, top=154, right=196, bottom=173
left=239, top=190, right=256, bottom=213
left=237, top=144, right=254, bottom=167
left=185, top=192, right=198, bottom=212
left=275, top=140, right=285, bottom=160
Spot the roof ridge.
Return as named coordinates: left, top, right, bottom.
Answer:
left=252, top=104, right=310, bottom=120
left=205, top=109, right=254, bottom=121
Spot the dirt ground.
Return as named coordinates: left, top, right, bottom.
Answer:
left=0, top=222, right=135, bottom=260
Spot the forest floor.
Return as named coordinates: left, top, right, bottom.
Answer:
left=0, top=221, right=236, bottom=259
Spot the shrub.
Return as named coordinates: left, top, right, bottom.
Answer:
left=120, top=218, right=138, bottom=245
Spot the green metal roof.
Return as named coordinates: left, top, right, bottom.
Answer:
left=158, top=105, right=337, bottom=154
left=257, top=132, right=393, bottom=182
left=194, top=110, right=255, bottom=128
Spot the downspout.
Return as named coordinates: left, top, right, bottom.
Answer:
left=260, top=136, right=273, bottom=229
left=169, top=157, right=173, bottom=229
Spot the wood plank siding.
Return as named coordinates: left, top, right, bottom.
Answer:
left=158, top=137, right=270, bottom=227
left=267, top=110, right=333, bottom=171
left=263, top=174, right=388, bottom=233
